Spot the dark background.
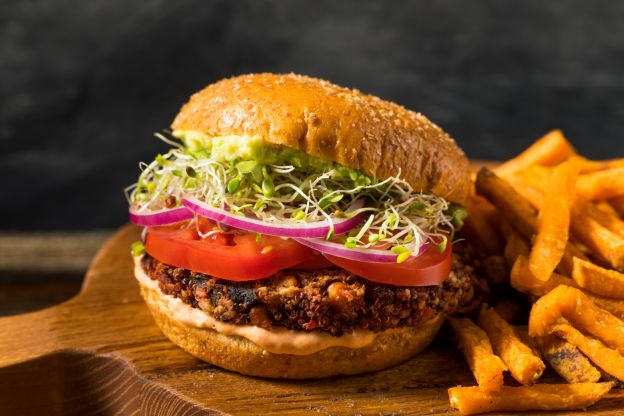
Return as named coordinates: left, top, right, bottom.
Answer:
left=2, top=0, right=624, bottom=230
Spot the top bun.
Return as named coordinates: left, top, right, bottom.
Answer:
left=172, top=73, right=471, bottom=204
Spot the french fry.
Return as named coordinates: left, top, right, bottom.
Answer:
left=513, top=164, right=551, bottom=190
left=475, top=168, right=538, bottom=239
left=591, top=295, right=624, bottom=321
left=510, top=255, right=540, bottom=295
left=528, top=285, right=624, bottom=355
left=503, top=223, right=530, bottom=269
left=449, top=135, right=624, bottom=415
left=528, top=164, right=624, bottom=201
left=448, top=383, right=613, bottom=415
left=550, top=322, right=624, bottom=382
left=518, top=274, right=624, bottom=319
left=462, top=196, right=505, bottom=256
left=514, top=325, right=542, bottom=354
left=493, top=299, right=521, bottom=323
left=576, top=168, right=624, bottom=200
left=478, top=305, right=545, bottom=385
left=557, top=239, right=589, bottom=276
left=510, top=254, right=579, bottom=296
left=476, top=168, right=588, bottom=275
left=516, top=167, right=624, bottom=240
left=609, top=195, right=624, bottom=217
left=572, top=257, right=624, bottom=299
left=536, top=334, right=601, bottom=383
left=510, top=166, right=597, bottom=274
left=494, top=130, right=577, bottom=178
left=528, top=161, right=579, bottom=281
left=499, top=219, right=514, bottom=239
left=513, top=255, right=624, bottom=314
left=597, top=201, right=623, bottom=217
left=514, top=325, right=550, bottom=378
left=447, top=317, right=507, bottom=391
left=594, top=202, right=624, bottom=238
left=572, top=201, right=624, bottom=244
left=479, top=255, right=508, bottom=287
left=573, top=155, right=624, bottom=174
left=507, top=179, right=544, bottom=209
left=570, top=201, right=624, bottom=271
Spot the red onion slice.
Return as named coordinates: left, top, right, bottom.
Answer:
left=293, top=237, right=430, bottom=263
left=129, top=206, right=194, bottom=226
left=182, top=196, right=365, bottom=238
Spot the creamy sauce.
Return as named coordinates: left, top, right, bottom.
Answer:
left=134, top=257, right=409, bottom=355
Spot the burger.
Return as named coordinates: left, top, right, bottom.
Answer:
left=126, top=73, right=479, bottom=378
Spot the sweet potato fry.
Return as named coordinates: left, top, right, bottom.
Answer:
left=499, top=219, right=514, bottom=239
left=479, top=255, right=508, bottom=287
left=529, top=161, right=579, bottom=281
left=494, top=130, right=577, bottom=178
left=550, top=322, right=624, bottom=382
left=517, top=167, right=624, bottom=239
left=478, top=305, right=545, bottom=385
left=510, top=256, right=624, bottom=320
left=514, top=325, right=542, bottom=354
left=510, top=255, right=540, bottom=295
left=462, top=197, right=505, bottom=256
left=573, top=155, right=624, bottom=174
left=544, top=288, right=624, bottom=320
left=511, top=164, right=592, bottom=275
left=590, top=294, right=624, bottom=321
left=577, top=168, right=624, bottom=200
left=557, top=239, right=590, bottom=276
left=572, top=257, right=624, bottom=299
left=510, top=255, right=578, bottom=296
left=475, top=168, right=538, bottom=240
left=609, top=195, right=624, bottom=217
left=536, top=334, right=601, bottom=383
left=507, top=179, right=544, bottom=209
left=448, top=317, right=507, bottom=391
left=528, top=285, right=624, bottom=354
left=477, top=168, right=587, bottom=275
left=594, top=202, right=624, bottom=238
left=448, top=383, right=613, bottom=415
left=570, top=201, right=624, bottom=271
left=503, top=225, right=530, bottom=269
left=517, top=164, right=551, bottom=185
left=493, top=299, right=521, bottom=323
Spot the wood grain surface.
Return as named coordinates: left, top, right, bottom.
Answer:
left=1, top=224, right=623, bottom=415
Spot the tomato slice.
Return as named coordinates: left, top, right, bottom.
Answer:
left=290, top=252, right=334, bottom=269
left=322, top=243, right=452, bottom=287
left=144, top=218, right=319, bottom=280
left=144, top=217, right=452, bottom=285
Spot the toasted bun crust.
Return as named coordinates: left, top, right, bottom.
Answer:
left=172, top=73, right=470, bottom=204
left=140, top=284, right=443, bottom=379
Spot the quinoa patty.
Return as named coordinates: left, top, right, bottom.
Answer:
left=141, top=246, right=484, bottom=336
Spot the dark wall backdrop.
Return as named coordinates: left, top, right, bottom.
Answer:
left=2, top=0, right=624, bottom=230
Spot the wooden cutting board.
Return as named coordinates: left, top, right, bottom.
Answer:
left=1, top=224, right=622, bottom=415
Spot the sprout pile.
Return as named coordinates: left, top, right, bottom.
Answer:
left=127, top=133, right=465, bottom=261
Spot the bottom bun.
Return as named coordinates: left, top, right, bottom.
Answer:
left=140, top=284, right=444, bottom=379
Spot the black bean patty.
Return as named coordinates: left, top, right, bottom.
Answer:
left=141, top=245, right=484, bottom=335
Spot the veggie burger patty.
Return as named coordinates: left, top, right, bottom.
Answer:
left=141, top=243, right=483, bottom=336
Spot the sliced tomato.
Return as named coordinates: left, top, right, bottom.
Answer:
left=144, top=218, right=321, bottom=280
left=290, top=251, right=334, bottom=269
left=145, top=217, right=451, bottom=285
left=323, top=243, right=453, bottom=287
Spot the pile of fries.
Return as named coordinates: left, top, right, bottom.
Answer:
left=448, top=130, right=624, bottom=414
